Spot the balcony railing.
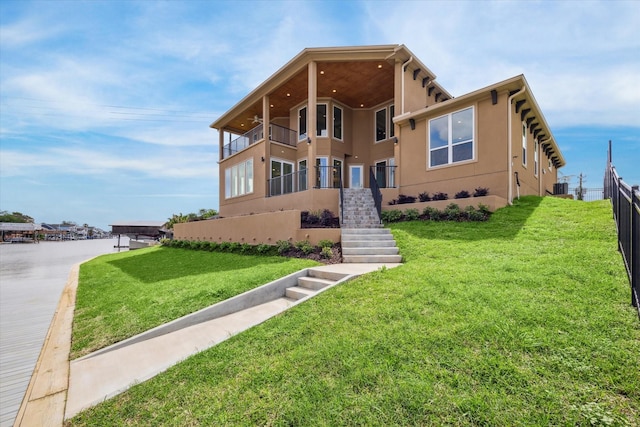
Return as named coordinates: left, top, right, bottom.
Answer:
left=371, top=165, right=397, bottom=188
left=315, top=166, right=342, bottom=189
left=222, top=123, right=297, bottom=159
left=267, top=169, right=308, bottom=197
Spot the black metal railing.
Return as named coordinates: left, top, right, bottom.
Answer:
left=339, top=176, right=344, bottom=225
left=267, top=169, right=308, bottom=197
left=223, top=123, right=297, bottom=159
left=371, top=165, right=397, bottom=188
left=369, top=167, right=382, bottom=222
left=568, top=187, right=605, bottom=201
left=604, top=140, right=639, bottom=317
left=315, top=166, right=342, bottom=189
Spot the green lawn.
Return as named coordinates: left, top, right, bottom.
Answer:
left=71, top=248, right=320, bottom=358
left=68, top=196, right=640, bottom=426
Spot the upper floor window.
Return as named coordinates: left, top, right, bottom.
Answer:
left=333, top=105, right=343, bottom=140
left=522, top=122, right=527, bottom=167
left=389, top=104, right=395, bottom=138
left=375, top=107, right=387, bottom=142
left=317, top=104, right=327, bottom=137
left=534, top=140, right=539, bottom=177
left=298, top=106, right=307, bottom=141
left=428, top=107, right=474, bottom=168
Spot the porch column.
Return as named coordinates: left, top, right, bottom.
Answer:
left=218, top=126, right=224, bottom=161
left=263, top=95, right=270, bottom=196
left=307, top=61, right=317, bottom=190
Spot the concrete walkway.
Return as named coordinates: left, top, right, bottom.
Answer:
left=13, top=262, right=400, bottom=425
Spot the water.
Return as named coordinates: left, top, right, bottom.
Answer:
left=0, top=238, right=127, bottom=427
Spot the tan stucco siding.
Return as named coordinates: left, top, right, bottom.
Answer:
left=174, top=210, right=341, bottom=245
left=395, top=94, right=511, bottom=201
left=219, top=188, right=340, bottom=218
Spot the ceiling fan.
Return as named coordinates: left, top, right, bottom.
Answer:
left=247, top=115, right=263, bottom=124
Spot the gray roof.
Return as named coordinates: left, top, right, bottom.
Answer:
left=0, top=223, right=42, bottom=231
left=109, top=221, right=166, bottom=227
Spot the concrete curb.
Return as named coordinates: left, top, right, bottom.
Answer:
left=13, top=263, right=79, bottom=427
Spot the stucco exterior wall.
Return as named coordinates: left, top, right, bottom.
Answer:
left=174, top=210, right=341, bottom=245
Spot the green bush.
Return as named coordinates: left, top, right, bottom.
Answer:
left=444, top=203, right=461, bottom=221
left=422, top=207, right=441, bottom=221
left=318, top=239, right=334, bottom=249
left=276, top=240, right=291, bottom=255
left=256, top=244, right=272, bottom=254
left=240, top=243, right=252, bottom=254
left=381, top=209, right=403, bottom=223
left=295, top=240, right=315, bottom=255
left=320, top=246, right=333, bottom=259
left=404, top=208, right=420, bottom=221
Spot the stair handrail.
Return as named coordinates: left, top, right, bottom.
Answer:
left=339, top=175, right=344, bottom=226
left=369, top=167, right=383, bottom=223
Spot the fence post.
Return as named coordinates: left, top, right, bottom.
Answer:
left=632, top=186, right=639, bottom=308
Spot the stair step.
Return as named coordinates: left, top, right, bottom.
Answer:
left=342, top=247, right=399, bottom=255
left=341, top=239, right=397, bottom=248
left=298, top=276, right=334, bottom=290
left=285, top=286, right=316, bottom=300
left=343, top=254, right=403, bottom=263
left=342, top=228, right=391, bottom=235
left=308, top=269, right=348, bottom=281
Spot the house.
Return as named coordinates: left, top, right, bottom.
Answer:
left=174, top=45, right=564, bottom=245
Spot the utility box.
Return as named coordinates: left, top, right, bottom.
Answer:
left=553, top=182, right=568, bottom=195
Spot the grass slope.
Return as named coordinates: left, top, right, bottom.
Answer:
left=68, top=197, right=640, bottom=426
left=71, top=247, right=320, bottom=358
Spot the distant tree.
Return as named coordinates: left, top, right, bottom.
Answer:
left=0, top=211, right=34, bottom=223
left=61, top=221, right=77, bottom=226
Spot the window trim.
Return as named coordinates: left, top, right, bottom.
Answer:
left=298, top=106, right=307, bottom=141
left=522, top=122, right=527, bottom=168
left=224, top=158, right=254, bottom=199
left=427, top=106, right=475, bottom=169
left=317, top=103, right=328, bottom=137
left=534, top=139, right=539, bottom=177
left=375, top=107, right=387, bottom=142
left=333, top=104, right=343, bottom=141
left=389, top=104, right=395, bottom=138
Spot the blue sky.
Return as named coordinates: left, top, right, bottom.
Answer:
left=1, top=0, right=638, bottom=230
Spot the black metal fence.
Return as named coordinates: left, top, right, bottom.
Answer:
left=567, top=187, right=605, bottom=201
left=223, top=123, right=297, bottom=159
left=604, top=141, right=639, bottom=317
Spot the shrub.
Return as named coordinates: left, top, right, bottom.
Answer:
left=473, top=187, right=489, bottom=197
left=320, top=246, right=333, bottom=259
left=382, top=209, right=403, bottom=223
left=454, top=190, right=471, bottom=199
left=304, top=212, right=320, bottom=225
left=404, top=208, right=420, bottom=221
left=318, top=239, right=334, bottom=249
left=418, top=192, right=431, bottom=202
left=228, top=242, right=241, bottom=252
left=160, top=238, right=171, bottom=246
left=208, top=242, right=219, bottom=252
left=295, top=240, right=315, bottom=255
left=422, top=206, right=441, bottom=221
left=218, top=241, right=231, bottom=252
left=444, top=203, right=461, bottom=221
left=256, top=244, right=272, bottom=254
left=388, top=199, right=397, bottom=206
left=276, top=240, right=291, bottom=254
left=432, top=192, right=448, bottom=201
left=397, top=194, right=417, bottom=204
left=319, top=209, right=337, bottom=227
left=240, top=243, right=252, bottom=254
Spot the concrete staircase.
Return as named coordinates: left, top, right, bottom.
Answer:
left=285, top=269, right=348, bottom=300
left=340, top=188, right=402, bottom=263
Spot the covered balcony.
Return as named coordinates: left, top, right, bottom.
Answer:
left=222, top=123, right=297, bottom=159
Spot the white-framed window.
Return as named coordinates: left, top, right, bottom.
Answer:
left=298, top=159, right=308, bottom=192
left=534, top=139, right=539, bottom=177
left=333, top=105, right=343, bottom=140
left=522, top=122, right=527, bottom=167
left=317, top=103, right=327, bottom=137
left=375, top=107, right=387, bottom=142
left=224, top=158, right=254, bottom=199
left=270, top=158, right=294, bottom=196
left=298, top=106, right=307, bottom=141
left=428, top=106, right=474, bottom=168
left=316, top=157, right=329, bottom=188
